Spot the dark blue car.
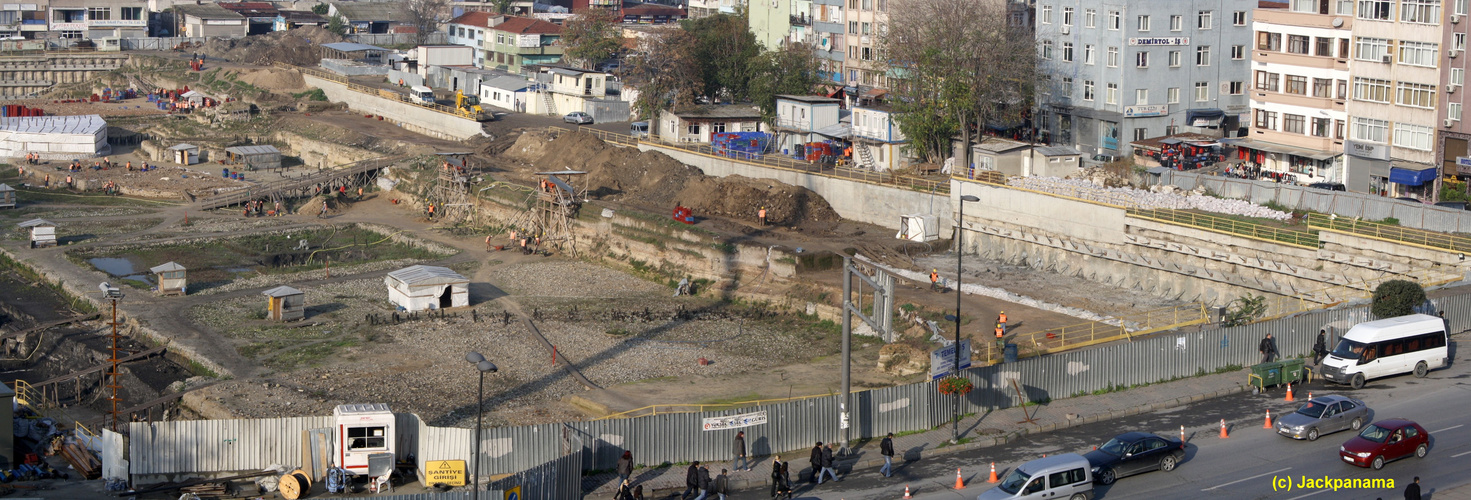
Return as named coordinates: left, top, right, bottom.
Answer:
left=1083, top=432, right=1186, bottom=485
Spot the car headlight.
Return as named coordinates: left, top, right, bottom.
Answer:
left=1355, top=452, right=1371, bottom=458
left=1340, top=446, right=1347, bottom=452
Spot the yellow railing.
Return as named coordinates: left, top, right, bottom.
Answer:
left=12, top=379, right=36, bottom=408
left=1254, top=266, right=1463, bottom=322
left=1307, top=213, right=1471, bottom=253
left=982, top=302, right=1210, bottom=362
left=595, top=393, right=835, bottom=420
left=1127, top=207, right=1321, bottom=248
left=285, top=62, right=471, bottom=119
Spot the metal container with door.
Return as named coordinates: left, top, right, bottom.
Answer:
left=1248, top=361, right=1283, bottom=392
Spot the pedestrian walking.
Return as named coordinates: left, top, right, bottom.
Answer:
left=1439, top=311, right=1450, bottom=334
left=615, top=479, right=634, bottom=500
left=1313, top=329, right=1329, bottom=365
left=808, top=443, right=822, bottom=484
left=694, top=464, right=712, bottom=500
left=615, top=450, right=633, bottom=485
left=681, top=461, right=700, bottom=500
left=995, top=323, right=1005, bottom=343
left=817, top=443, right=839, bottom=484
left=879, top=432, right=895, bottom=477
left=712, top=469, right=730, bottom=500
left=319, top=201, right=328, bottom=218
left=776, top=462, right=793, bottom=500
left=632, top=484, right=645, bottom=500
left=997, top=311, right=1008, bottom=331
left=1259, top=332, right=1278, bottom=363
left=731, top=431, right=749, bottom=472
left=930, top=269, right=940, bottom=292
left=768, top=457, right=782, bottom=498
left=1405, top=476, right=1421, bottom=500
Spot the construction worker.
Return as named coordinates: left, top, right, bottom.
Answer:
left=930, top=269, right=940, bottom=292
left=758, top=206, right=767, bottom=226
left=485, top=234, right=493, bottom=251
left=997, top=311, right=1007, bottom=331
left=995, top=323, right=1005, bottom=343
left=427, top=204, right=435, bottom=218
left=357, top=187, right=363, bottom=200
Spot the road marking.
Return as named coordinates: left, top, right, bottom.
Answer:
left=1433, top=424, right=1464, bottom=433
left=1453, top=450, right=1471, bottom=458
left=1200, top=467, right=1292, bottom=491
left=1287, top=489, right=1334, bottom=500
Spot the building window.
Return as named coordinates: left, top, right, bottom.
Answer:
left=1255, top=110, right=1278, bottom=129
left=1353, top=77, right=1392, bottom=102
left=1198, top=10, right=1213, bottom=29
left=1311, top=117, right=1331, bottom=137
left=1170, top=15, right=1183, bottom=31
left=1136, top=51, right=1149, bottom=67
left=1358, top=0, right=1392, bottom=20
left=1338, top=79, right=1349, bottom=99
left=1063, top=7, right=1073, bottom=26
left=1315, top=37, right=1333, bottom=57
left=687, top=124, right=701, bottom=135
left=1396, top=82, right=1436, bottom=108
left=1169, top=50, right=1182, bottom=67
left=1195, top=82, right=1209, bottom=101
left=1256, top=71, right=1280, bottom=91
left=1041, top=5, right=1051, bottom=24
left=862, top=22, right=870, bottom=34
left=1340, top=38, right=1350, bottom=57
left=1355, top=37, right=1390, bottom=61
left=1085, top=9, right=1095, bottom=28
left=1138, top=15, right=1151, bottom=31
left=1106, top=83, right=1119, bottom=104
left=1286, top=75, right=1308, bottom=94
left=1282, top=114, right=1305, bottom=134
left=1107, top=46, right=1118, bottom=67
left=1134, top=128, right=1149, bottom=141
left=497, top=34, right=505, bottom=44
left=1084, top=80, right=1095, bottom=100
left=87, top=7, right=110, bottom=20
left=1457, top=33, right=1467, bottom=51
left=1168, top=87, right=1180, bottom=103
left=1229, top=81, right=1244, bottom=95
left=862, top=47, right=872, bottom=60
left=1287, top=35, right=1310, bottom=54
left=120, top=7, right=141, bottom=20
left=849, top=21, right=858, bottom=33
left=1313, top=78, right=1333, bottom=97
left=1234, top=11, right=1247, bottom=25
left=1454, top=68, right=1465, bottom=86
left=1398, top=41, right=1439, bottom=67
left=1063, top=42, right=1074, bottom=62
left=346, top=426, right=387, bottom=450
left=1196, top=45, right=1211, bottom=66
left=1258, top=32, right=1282, bottom=51
left=1393, top=122, right=1435, bottom=150
left=1108, top=10, right=1121, bottom=30
left=1136, top=88, right=1149, bottom=104
left=1452, top=102, right=1463, bottom=121
left=1084, top=44, right=1095, bottom=64
left=1400, top=0, right=1441, bottom=24
left=1042, top=40, right=1053, bottom=60
left=1338, top=0, right=1356, bottom=14
left=1352, top=117, right=1388, bottom=142
left=1232, top=45, right=1246, bottom=59
left=712, top=122, right=727, bottom=133
left=1292, top=0, right=1318, bottom=12
left=1061, top=77, right=1073, bottom=97
left=1459, top=0, right=1469, bottom=14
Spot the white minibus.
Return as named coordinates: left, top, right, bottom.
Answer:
left=1319, top=314, right=1448, bottom=389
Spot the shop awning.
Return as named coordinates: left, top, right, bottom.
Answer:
left=1389, top=166, right=1438, bottom=186
left=1230, top=138, right=1338, bottom=161
left=1186, top=108, right=1225, bottom=126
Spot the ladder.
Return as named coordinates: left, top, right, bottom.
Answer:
left=541, top=91, right=556, bottom=116
left=856, top=144, right=877, bottom=170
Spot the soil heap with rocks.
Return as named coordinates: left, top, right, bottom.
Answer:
left=203, top=26, right=347, bottom=66
left=504, top=130, right=843, bottom=226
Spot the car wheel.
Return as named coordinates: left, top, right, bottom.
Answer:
left=1414, top=361, right=1428, bottom=378
left=1350, top=373, right=1365, bottom=389
left=1350, top=417, right=1363, bottom=431
left=1371, top=456, right=1384, bottom=470
left=1160, top=455, right=1177, bottom=472
left=1098, top=468, right=1116, bottom=485
left=1306, top=428, right=1319, bottom=441
left=1416, top=444, right=1428, bottom=458
left=1070, top=494, right=1087, bottom=500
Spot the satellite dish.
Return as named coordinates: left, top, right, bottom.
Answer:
left=1331, top=18, right=1344, bottom=27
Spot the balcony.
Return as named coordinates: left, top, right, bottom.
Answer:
left=791, top=14, right=811, bottom=26
left=1254, top=8, right=1353, bottom=30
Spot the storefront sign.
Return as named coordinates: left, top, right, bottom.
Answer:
left=516, top=34, right=541, bottom=48
left=1345, top=140, right=1389, bottom=160
left=702, top=411, right=767, bottom=431
left=50, top=22, right=84, bottom=30
left=1124, top=104, right=1169, bottom=118
left=205, top=19, right=243, bottom=25
left=89, top=19, right=145, bottom=27
left=1457, top=156, right=1471, bottom=175
left=1128, top=37, right=1190, bottom=46
left=424, top=460, right=466, bottom=486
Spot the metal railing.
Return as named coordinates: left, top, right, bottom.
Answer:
left=1306, top=213, right=1471, bottom=253
left=982, top=302, right=1210, bottom=361
left=1254, top=266, right=1464, bottom=322
left=1127, top=207, right=1321, bottom=248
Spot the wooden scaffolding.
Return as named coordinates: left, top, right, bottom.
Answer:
left=428, top=152, right=476, bottom=225
left=509, top=170, right=587, bottom=256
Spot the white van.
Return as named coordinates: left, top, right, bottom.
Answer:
left=978, top=453, right=1093, bottom=500
left=1319, top=314, right=1449, bottom=389
left=408, top=85, right=436, bottom=105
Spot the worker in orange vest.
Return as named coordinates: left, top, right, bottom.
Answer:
left=427, top=204, right=435, bottom=218
left=758, top=206, right=767, bottom=226
left=997, top=311, right=1007, bottom=331
left=995, top=323, right=1005, bottom=341
left=930, top=269, right=940, bottom=292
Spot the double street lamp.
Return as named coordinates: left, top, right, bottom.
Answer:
left=951, top=194, right=980, bottom=443
left=465, top=351, right=499, bottom=500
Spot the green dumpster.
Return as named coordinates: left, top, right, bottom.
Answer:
left=1248, top=361, right=1283, bottom=392
left=1280, top=358, right=1306, bottom=385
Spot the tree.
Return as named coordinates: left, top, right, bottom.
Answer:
left=1372, top=280, right=1426, bottom=318
left=1223, top=294, right=1267, bottom=327
left=561, top=10, right=624, bottom=69
left=627, top=29, right=703, bottom=136
left=880, top=0, right=1038, bottom=166
left=682, top=14, right=759, bottom=102
left=748, top=43, right=823, bottom=122
left=311, top=3, right=328, bottom=15
left=325, top=14, right=348, bottom=36
left=400, top=0, right=449, bottom=46
left=492, top=0, right=514, bottom=14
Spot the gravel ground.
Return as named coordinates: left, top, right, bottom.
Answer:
left=167, top=215, right=302, bottom=233
left=61, top=217, right=164, bottom=237
left=486, top=260, right=669, bottom=297
left=190, top=257, right=424, bottom=295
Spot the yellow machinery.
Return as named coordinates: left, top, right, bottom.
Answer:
left=454, top=89, right=489, bottom=121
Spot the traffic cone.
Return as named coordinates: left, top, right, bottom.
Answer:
left=1285, top=383, right=1294, bottom=402
left=904, top=485, right=912, bottom=498
left=1308, top=391, right=1313, bottom=401
left=1263, top=409, right=1273, bottom=429
left=955, top=468, right=965, bottom=489
left=1180, top=425, right=1185, bottom=443
left=1220, top=419, right=1229, bottom=439
left=988, top=463, right=999, bottom=483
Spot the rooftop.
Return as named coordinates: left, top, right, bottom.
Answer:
left=670, top=105, right=762, bottom=120
left=262, top=285, right=304, bottom=298
left=224, top=145, right=281, bottom=156
left=150, top=262, right=186, bottom=273
left=329, top=2, right=407, bottom=22
left=0, top=114, right=106, bottom=134
left=491, top=16, right=563, bottom=35
left=1036, top=145, right=1082, bottom=157
left=321, top=42, right=388, bottom=53
left=449, top=11, right=500, bottom=28
left=621, top=4, right=687, bottom=16
left=386, top=265, right=468, bottom=286
left=175, top=3, right=245, bottom=19
left=777, top=94, right=841, bottom=104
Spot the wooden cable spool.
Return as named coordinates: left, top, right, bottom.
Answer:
left=277, top=469, right=313, bottom=500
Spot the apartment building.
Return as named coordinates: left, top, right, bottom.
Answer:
left=812, top=0, right=845, bottom=84
left=1239, top=1, right=1352, bottom=185
left=1440, top=0, right=1471, bottom=190
left=841, top=0, right=886, bottom=88
left=1344, top=0, right=1446, bottom=198
left=50, top=0, right=148, bottom=39
left=749, top=0, right=814, bottom=50
left=1035, top=0, right=1255, bottom=156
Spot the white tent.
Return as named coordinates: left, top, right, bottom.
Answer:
left=0, top=115, right=107, bottom=160
left=384, top=265, right=469, bottom=311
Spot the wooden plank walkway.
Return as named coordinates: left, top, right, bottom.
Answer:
left=195, top=156, right=401, bottom=210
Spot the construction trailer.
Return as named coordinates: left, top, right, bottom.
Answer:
left=0, top=183, right=14, bottom=209
left=16, top=218, right=55, bottom=248
left=384, top=265, right=469, bottom=311
left=262, top=285, right=305, bottom=321
left=149, top=261, right=187, bottom=296
left=224, top=145, right=282, bottom=171
left=333, top=404, right=395, bottom=476
left=169, top=144, right=200, bottom=165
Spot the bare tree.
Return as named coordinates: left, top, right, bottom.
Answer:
left=880, top=0, right=1038, bottom=166
left=627, top=29, right=703, bottom=136
left=561, top=10, right=624, bottom=69
left=401, top=0, right=450, bottom=46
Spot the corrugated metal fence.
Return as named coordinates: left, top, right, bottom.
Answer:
left=127, top=297, right=1469, bottom=488
left=1157, top=170, right=1471, bottom=233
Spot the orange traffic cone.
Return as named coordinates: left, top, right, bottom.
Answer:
left=1308, top=391, right=1313, bottom=401
left=1263, top=409, right=1273, bottom=429
left=955, top=468, right=965, bottom=489
left=904, top=485, right=912, bottom=498
left=1285, top=383, right=1294, bottom=402
left=1220, top=419, right=1229, bottom=438
left=988, top=462, right=999, bottom=483
left=1180, top=425, right=1185, bottom=443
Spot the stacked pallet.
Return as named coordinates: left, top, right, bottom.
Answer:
left=58, top=441, right=100, bottom=480
left=180, top=482, right=229, bottom=497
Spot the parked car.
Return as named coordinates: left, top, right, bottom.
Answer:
left=1307, top=182, right=1346, bottom=191
left=1339, top=419, right=1429, bottom=470
left=980, top=453, right=1093, bottom=500
left=1083, top=432, right=1185, bottom=485
left=563, top=112, right=594, bottom=124
left=1395, top=196, right=1424, bottom=203
left=1276, top=395, right=1369, bottom=441
left=630, top=121, right=649, bottom=139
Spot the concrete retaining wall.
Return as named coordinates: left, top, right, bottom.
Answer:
left=640, top=144, right=947, bottom=230
left=302, top=74, right=483, bottom=141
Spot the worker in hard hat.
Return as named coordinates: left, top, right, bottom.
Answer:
left=758, top=206, right=767, bottom=226
left=930, top=269, right=940, bottom=292
left=998, top=311, right=1007, bottom=331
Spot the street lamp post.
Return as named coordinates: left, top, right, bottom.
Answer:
left=953, top=194, right=980, bottom=444
left=465, top=352, right=498, bottom=500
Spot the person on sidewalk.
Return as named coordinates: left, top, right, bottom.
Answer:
left=808, top=443, right=822, bottom=484
left=776, top=462, right=793, bottom=499
left=615, top=479, right=634, bottom=500
left=681, top=461, right=700, bottom=499
left=712, top=469, right=730, bottom=500
left=1405, top=476, right=1421, bottom=500
left=694, top=463, right=712, bottom=500
left=1313, top=329, right=1329, bottom=365
left=731, top=431, right=749, bottom=472
left=1259, top=332, right=1278, bottom=363
left=769, top=457, right=783, bottom=497
left=615, top=450, right=633, bottom=485
left=817, top=443, right=839, bottom=484
left=879, top=432, right=895, bottom=477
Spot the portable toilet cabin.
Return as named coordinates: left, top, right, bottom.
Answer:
left=333, top=403, right=395, bottom=475
left=169, top=144, right=200, bottom=165
left=0, top=183, right=14, bottom=209
left=16, top=218, right=55, bottom=248
left=150, top=261, right=187, bottom=296
left=384, top=265, right=469, bottom=311
left=262, top=285, right=305, bottom=321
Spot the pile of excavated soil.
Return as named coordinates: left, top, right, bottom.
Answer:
left=236, top=67, right=307, bottom=92
left=203, top=26, right=346, bottom=66
left=508, top=131, right=841, bottom=226
left=294, top=194, right=345, bottom=216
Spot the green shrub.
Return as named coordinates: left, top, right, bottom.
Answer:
left=1371, top=279, right=1424, bottom=318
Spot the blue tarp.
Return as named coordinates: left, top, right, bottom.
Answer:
left=1389, top=166, right=1438, bottom=186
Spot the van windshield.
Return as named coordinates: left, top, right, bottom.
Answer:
left=1331, top=338, right=1366, bottom=360
left=997, top=469, right=1031, bottom=495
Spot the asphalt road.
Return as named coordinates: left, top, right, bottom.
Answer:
left=716, top=346, right=1470, bottom=500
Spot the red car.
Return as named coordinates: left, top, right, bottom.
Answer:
left=1338, top=418, right=1430, bottom=470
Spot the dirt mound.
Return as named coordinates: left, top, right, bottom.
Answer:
left=203, top=26, right=346, bottom=66
left=502, top=129, right=556, bottom=162
left=676, top=175, right=840, bottom=226
left=294, top=195, right=344, bottom=216
left=236, top=67, right=306, bottom=92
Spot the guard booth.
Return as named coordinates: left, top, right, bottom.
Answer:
left=0, top=183, right=14, bottom=209
left=150, top=261, right=186, bottom=296
left=16, top=218, right=55, bottom=248
left=333, top=404, right=395, bottom=475
left=169, top=144, right=200, bottom=165
left=224, top=145, right=283, bottom=171
left=384, top=265, right=469, bottom=311
left=262, top=285, right=305, bottom=321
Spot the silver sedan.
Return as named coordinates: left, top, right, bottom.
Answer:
left=1276, top=395, right=1370, bottom=441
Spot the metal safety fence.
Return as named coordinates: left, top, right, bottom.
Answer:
left=1307, top=213, right=1471, bottom=254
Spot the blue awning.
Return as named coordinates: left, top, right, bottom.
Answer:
left=1389, top=166, right=1438, bottom=186
left=1186, top=108, right=1225, bottom=124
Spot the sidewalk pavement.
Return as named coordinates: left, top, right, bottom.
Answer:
left=583, top=369, right=1251, bottom=497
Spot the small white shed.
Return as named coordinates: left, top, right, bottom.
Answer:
left=896, top=214, right=939, bottom=242
left=263, top=285, right=306, bottom=321
left=150, top=261, right=187, bottom=296
left=333, top=403, right=395, bottom=475
left=169, top=144, right=200, bottom=165
left=16, top=218, right=55, bottom=248
left=0, top=183, right=14, bottom=209
left=384, top=265, right=469, bottom=311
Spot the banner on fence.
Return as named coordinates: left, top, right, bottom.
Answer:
left=505, top=485, right=522, bottom=500
left=425, top=460, right=466, bottom=486
left=930, top=339, right=972, bottom=379
left=701, top=411, right=767, bottom=431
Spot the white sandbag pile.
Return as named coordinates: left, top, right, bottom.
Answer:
left=1009, top=176, right=1293, bottom=221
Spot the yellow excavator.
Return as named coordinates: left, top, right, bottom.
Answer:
left=454, top=89, right=491, bottom=121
